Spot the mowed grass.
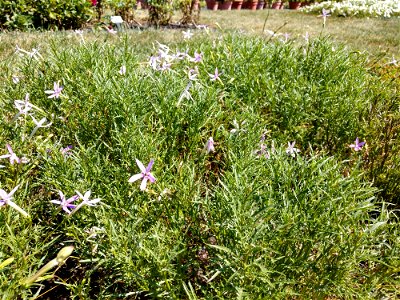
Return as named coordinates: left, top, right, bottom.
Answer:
left=0, top=10, right=400, bottom=300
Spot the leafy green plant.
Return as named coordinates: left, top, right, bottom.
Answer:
left=105, top=0, right=136, bottom=23
left=0, top=0, right=94, bottom=30
left=0, top=31, right=399, bottom=299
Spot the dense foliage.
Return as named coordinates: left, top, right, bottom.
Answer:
left=0, top=31, right=399, bottom=298
left=0, top=0, right=93, bottom=30
left=302, top=0, right=400, bottom=18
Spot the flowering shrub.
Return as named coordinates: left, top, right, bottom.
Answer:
left=302, top=0, right=400, bottom=18
left=0, top=31, right=399, bottom=298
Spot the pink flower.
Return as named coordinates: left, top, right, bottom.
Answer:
left=128, top=159, right=156, bottom=191
left=50, top=191, right=79, bottom=214
left=205, top=137, right=215, bottom=153
left=209, top=67, right=222, bottom=81
left=349, top=138, right=365, bottom=151
left=45, top=81, right=63, bottom=99
left=0, top=144, right=29, bottom=165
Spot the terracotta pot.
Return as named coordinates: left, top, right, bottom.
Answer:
left=288, top=1, right=301, bottom=9
left=271, top=1, right=282, bottom=9
left=249, top=0, right=258, bottom=10
left=219, top=0, right=233, bottom=10
left=232, top=0, right=243, bottom=10
left=206, top=0, right=219, bottom=10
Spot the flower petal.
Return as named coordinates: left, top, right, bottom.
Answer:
left=148, top=173, right=156, bottom=183
left=128, top=173, right=143, bottom=183
left=146, top=159, right=154, bottom=172
left=136, top=159, right=146, bottom=173
left=140, top=178, right=148, bottom=191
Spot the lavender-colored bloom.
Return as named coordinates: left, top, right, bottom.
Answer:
left=50, top=191, right=79, bottom=214
left=119, top=65, right=126, bottom=75
left=0, top=144, right=29, bottom=165
left=319, top=8, right=331, bottom=27
left=45, top=81, right=63, bottom=99
left=175, top=50, right=188, bottom=60
left=191, top=51, right=202, bottom=63
left=158, top=61, right=172, bottom=71
left=149, top=56, right=159, bottom=70
left=205, top=137, right=215, bottom=153
left=0, top=185, right=29, bottom=217
left=209, top=67, right=221, bottom=81
left=349, top=138, right=366, bottom=151
left=286, top=141, right=301, bottom=157
left=282, top=33, right=290, bottom=42
left=60, top=145, right=73, bottom=156
left=14, top=93, right=33, bottom=117
left=129, top=159, right=156, bottom=191
left=0, top=185, right=19, bottom=206
left=255, top=144, right=270, bottom=159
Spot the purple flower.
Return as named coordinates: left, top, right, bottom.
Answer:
left=191, top=51, right=202, bottom=63
left=45, top=81, right=63, bottom=99
left=255, top=144, right=270, bottom=159
left=349, top=138, right=365, bottom=151
left=60, top=145, right=73, bottom=156
left=149, top=56, right=159, bottom=70
left=0, top=144, right=29, bottom=165
left=286, top=141, right=301, bottom=157
left=209, top=67, right=221, bottom=81
left=0, top=185, right=19, bottom=207
left=128, top=159, right=156, bottom=191
left=50, top=191, right=79, bottom=214
left=319, top=8, right=331, bottom=27
left=205, top=137, right=215, bottom=153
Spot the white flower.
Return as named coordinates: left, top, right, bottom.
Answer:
left=182, top=30, right=194, bottom=40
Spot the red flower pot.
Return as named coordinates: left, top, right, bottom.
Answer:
left=219, top=0, right=233, bottom=10
left=206, top=0, right=219, bottom=10
left=232, top=0, right=243, bottom=10
left=271, top=1, right=282, bottom=9
left=289, top=1, right=301, bottom=9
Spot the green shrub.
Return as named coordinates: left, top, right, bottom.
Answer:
left=0, top=32, right=399, bottom=298
left=0, top=0, right=94, bottom=30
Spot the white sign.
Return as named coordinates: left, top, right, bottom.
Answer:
left=111, top=16, right=124, bottom=24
